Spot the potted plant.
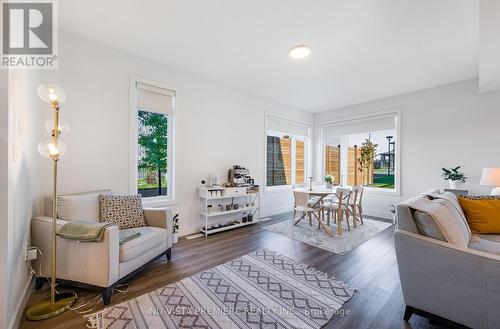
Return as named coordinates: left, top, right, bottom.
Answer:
left=442, top=166, right=467, bottom=189
left=172, top=213, right=179, bottom=243
left=324, top=175, right=334, bottom=189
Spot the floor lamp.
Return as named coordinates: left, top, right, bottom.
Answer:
left=480, top=167, right=500, bottom=195
left=25, top=84, right=77, bottom=320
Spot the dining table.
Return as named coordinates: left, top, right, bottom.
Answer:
left=293, top=186, right=352, bottom=237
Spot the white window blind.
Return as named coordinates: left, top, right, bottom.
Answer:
left=321, top=113, right=396, bottom=137
left=136, top=82, right=175, bottom=114
left=266, top=114, right=311, bottom=137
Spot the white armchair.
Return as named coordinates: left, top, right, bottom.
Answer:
left=31, top=190, right=172, bottom=305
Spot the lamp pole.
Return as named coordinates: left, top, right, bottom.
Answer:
left=26, top=85, right=76, bottom=321
left=50, top=102, right=59, bottom=306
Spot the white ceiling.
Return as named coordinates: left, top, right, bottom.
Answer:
left=59, top=0, right=479, bottom=112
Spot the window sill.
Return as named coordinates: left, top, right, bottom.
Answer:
left=263, top=186, right=292, bottom=194
left=263, top=183, right=309, bottom=194
left=363, top=187, right=401, bottom=197
left=142, top=197, right=178, bottom=208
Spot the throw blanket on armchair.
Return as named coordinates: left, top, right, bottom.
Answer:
left=57, top=221, right=142, bottom=244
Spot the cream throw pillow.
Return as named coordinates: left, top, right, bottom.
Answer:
left=57, top=194, right=101, bottom=223
left=98, top=194, right=146, bottom=229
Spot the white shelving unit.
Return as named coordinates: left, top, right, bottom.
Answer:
left=198, top=187, right=261, bottom=237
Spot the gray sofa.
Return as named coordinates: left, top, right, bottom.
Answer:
left=31, top=190, right=173, bottom=305
left=395, top=191, right=500, bottom=328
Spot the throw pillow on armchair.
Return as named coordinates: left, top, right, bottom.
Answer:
left=99, top=194, right=147, bottom=229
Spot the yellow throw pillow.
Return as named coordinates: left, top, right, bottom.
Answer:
left=458, top=196, right=500, bottom=234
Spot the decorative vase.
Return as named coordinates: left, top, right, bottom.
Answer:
left=449, top=180, right=463, bottom=190
left=325, top=182, right=333, bottom=189
left=172, top=232, right=179, bottom=244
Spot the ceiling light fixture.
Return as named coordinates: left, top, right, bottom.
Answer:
left=289, top=45, right=311, bottom=60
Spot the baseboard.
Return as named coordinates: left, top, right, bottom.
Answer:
left=9, top=273, right=34, bottom=329
left=364, top=208, right=393, bottom=221
left=261, top=205, right=292, bottom=218
left=265, top=209, right=393, bottom=224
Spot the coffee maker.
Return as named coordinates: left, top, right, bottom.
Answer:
left=228, top=165, right=254, bottom=186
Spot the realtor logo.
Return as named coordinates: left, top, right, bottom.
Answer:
left=1, top=0, right=58, bottom=68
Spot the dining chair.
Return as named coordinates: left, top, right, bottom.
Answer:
left=293, top=191, right=319, bottom=231
left=350, top=185, right=364, bottom=225
left=324, top=188, right=352, bottom=231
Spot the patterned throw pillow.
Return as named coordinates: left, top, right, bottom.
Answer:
left=98, top=194, right=146, bottom=229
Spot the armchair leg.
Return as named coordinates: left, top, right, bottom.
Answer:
left=166, top=248, right=172, bottom=261
left=404, top=305, right=414, bottom=322
left=35, top=277, right=45, bottom=291
left=102, top=286, right=114, bottom=306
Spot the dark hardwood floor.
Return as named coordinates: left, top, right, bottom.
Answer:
left=19, top=214, right=449, bottom=329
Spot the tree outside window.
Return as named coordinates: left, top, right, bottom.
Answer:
left=137, top=110, right=168, bottom=197
left=324, top=129, right=396, bottom=189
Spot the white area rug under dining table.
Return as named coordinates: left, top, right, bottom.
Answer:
left=263, top=217, right=393, bottom=255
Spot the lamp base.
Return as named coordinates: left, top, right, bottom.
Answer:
left=25, top=292, right=77, bottom=321
left=491, top=187, right=500, bottom=196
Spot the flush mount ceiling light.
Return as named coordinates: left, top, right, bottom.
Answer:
left=289, top=45, right=311, bottom=60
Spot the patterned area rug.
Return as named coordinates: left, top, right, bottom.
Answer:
left=263, top=217, right=393, bottom=255
left=86, top=249, right=356, bottom=329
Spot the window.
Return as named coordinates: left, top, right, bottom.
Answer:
left=267, top=134, right=291, bottom=186
left=137, top=111, right=168, bottom=197
left=133, top=80, right=175, bottom=199
left=295, top=138, right=305, bottom=185
left=322, top=112, right=399, bottom=192
left=265, top=114, right=310, bottom=188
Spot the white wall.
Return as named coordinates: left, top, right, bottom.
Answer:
left=0, top=70, right=10, bottom=329
left=314, top=79, right=500, bottom=219
left=6, top=69, right=47, bottom=329
left=479, top=0, right=500, bottom=93
left=36, top=33, right=312, bottom=236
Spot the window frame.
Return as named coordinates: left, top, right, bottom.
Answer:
left=129, top=77, right=178, bottom=205
left=320, top=109, right=401, bottom=196
left=264, top=113, right=311, bottom=193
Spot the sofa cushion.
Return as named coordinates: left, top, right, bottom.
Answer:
left=412, top=210, right=446, bottom=242
left=475, top=234, right=500, bottom=243
left=119, top=242, right=167, bottom=278
left=468, top=238, right=500, bottom=256
left=57, top=194, right=101, bottom=223
left=99, top=194, right=146, bottom=229
left=119, top=227, right=166, bottom=262
left=44, top=189, right=111, bottom=219
left=458, top=195, right=500, bottom=234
